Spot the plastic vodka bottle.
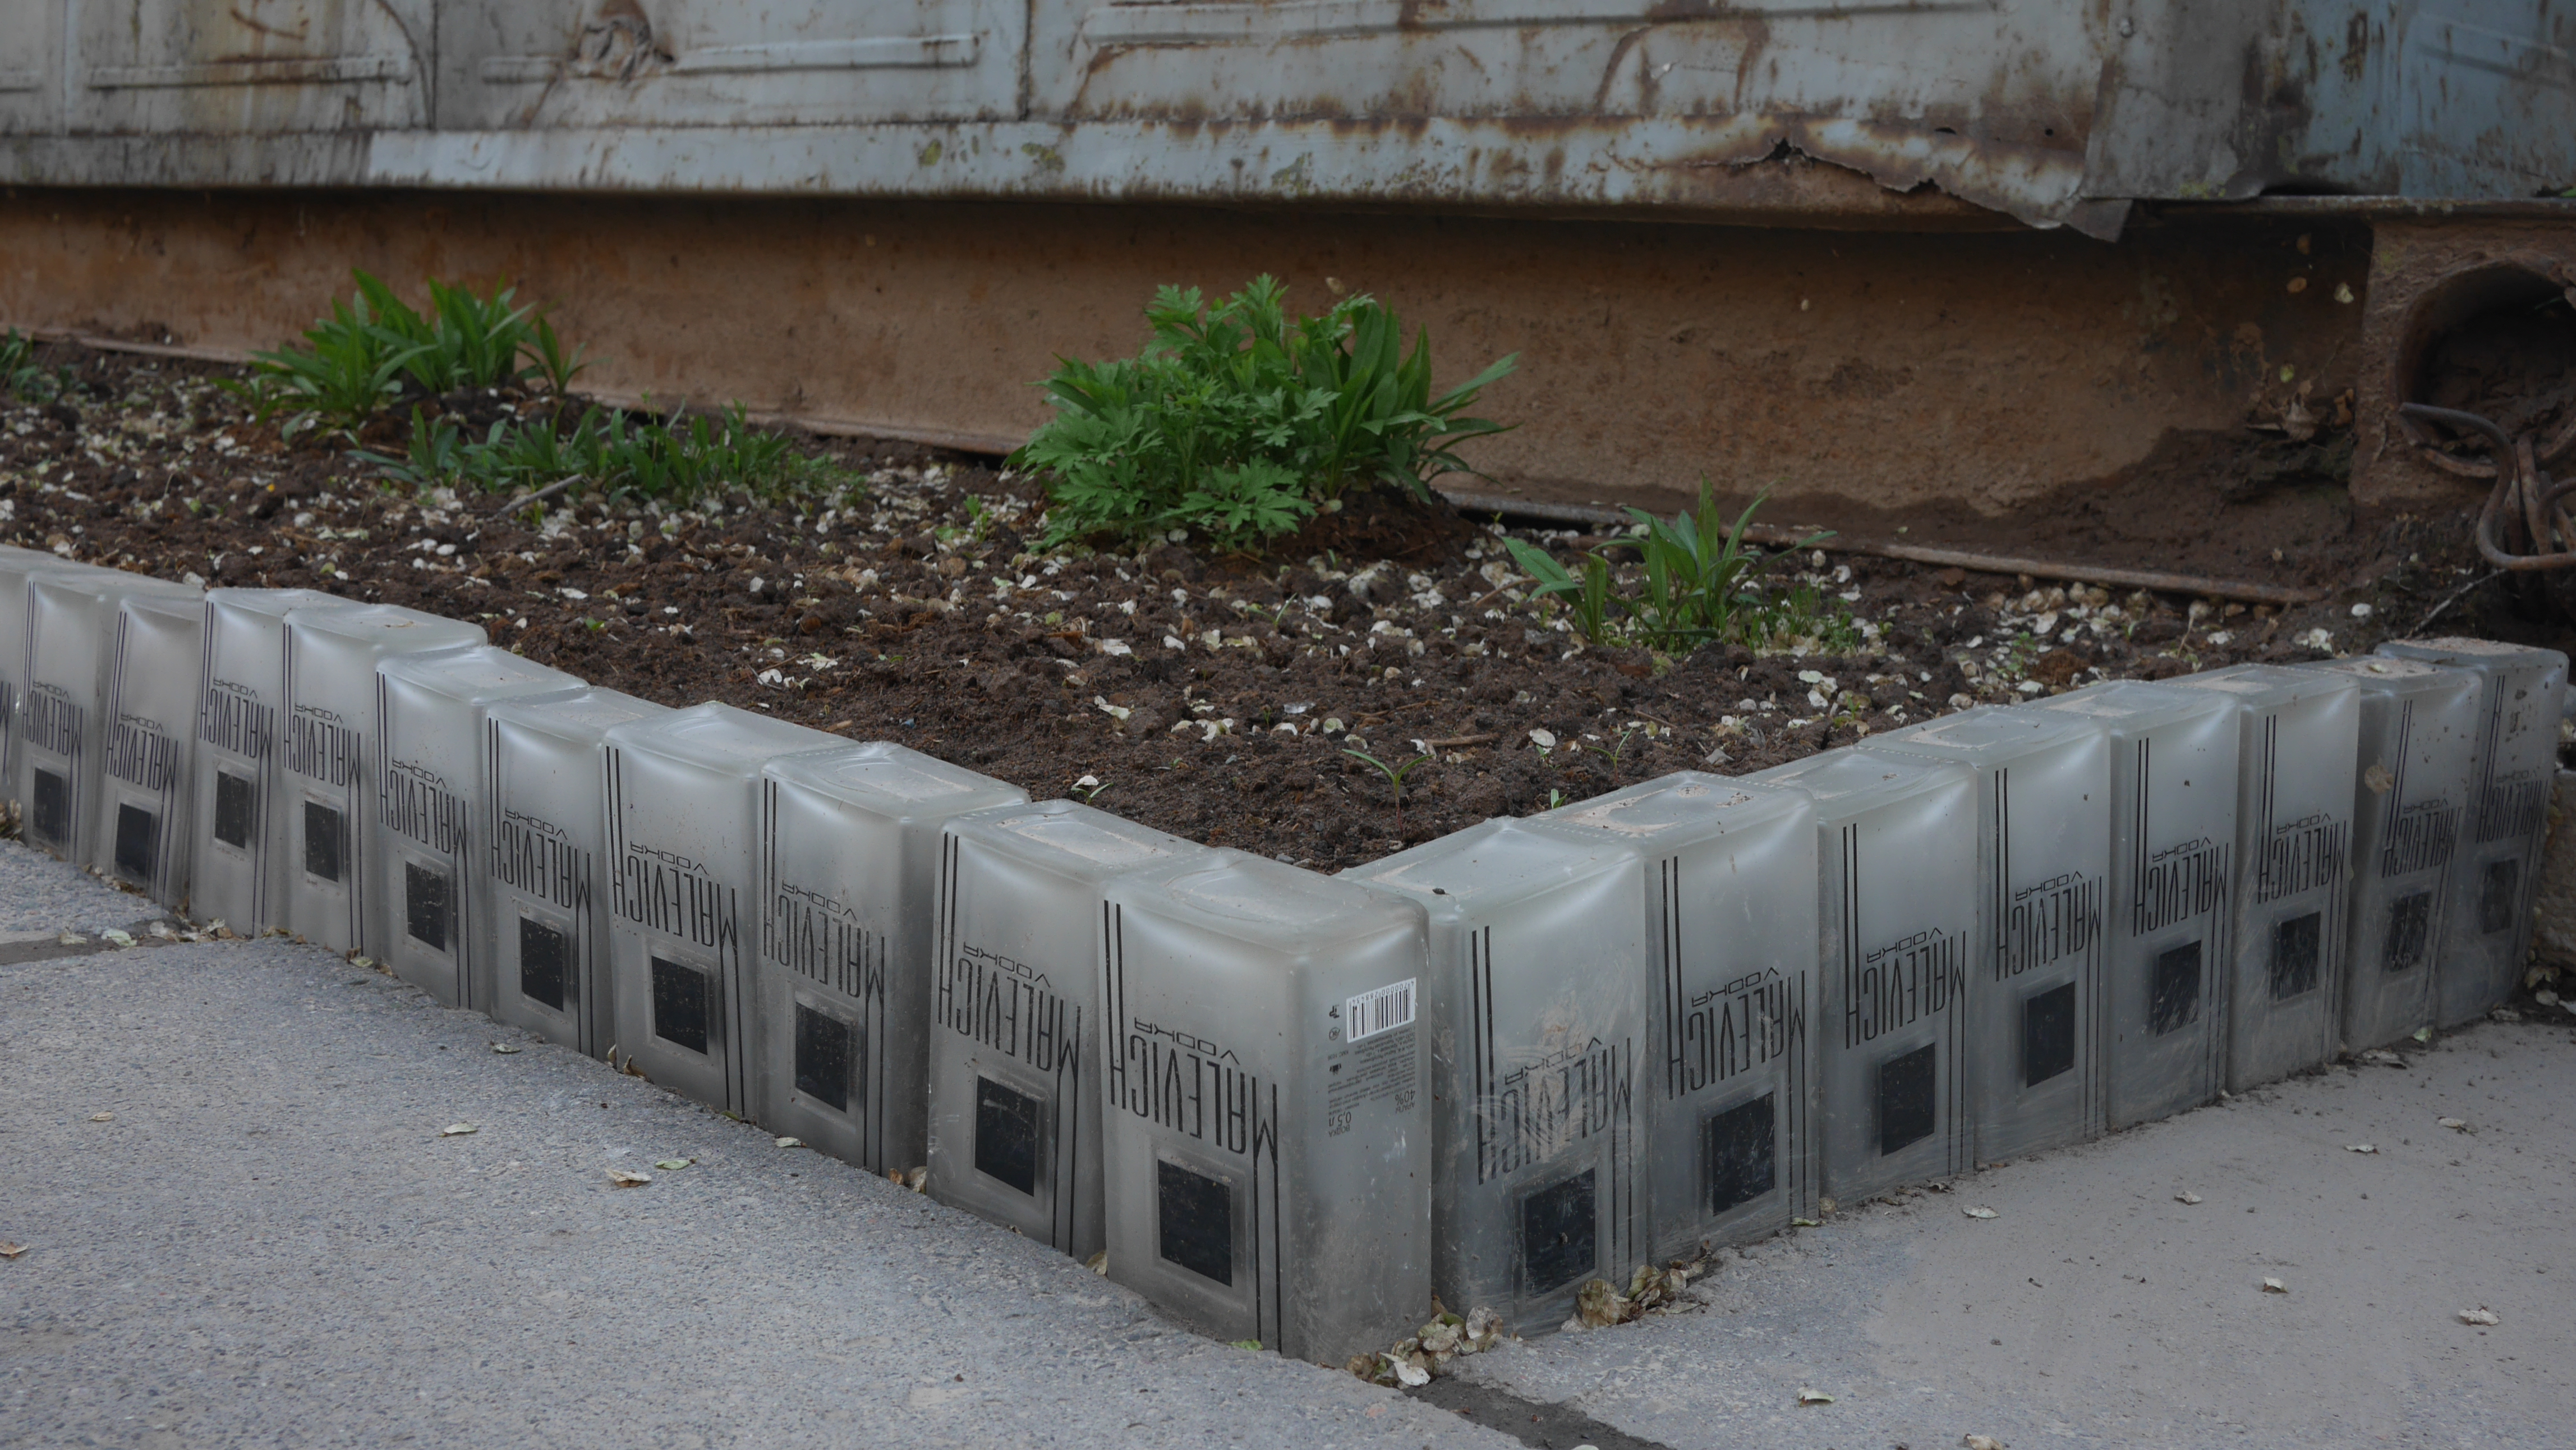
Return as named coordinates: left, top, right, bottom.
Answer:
left=599, top=704, right=849, bottom=1116
left=192, top=589, right=349, bottom=933
left=277, top=604, right=487, bottom=953
left=2032, top=681, right=2239, bottom=1127
left=1519, top=773, right=1820, bottom=1260
left=1742, top=749, right=1977, bottom=1203
left=2165, top=665, right=2359, bottom=1090
left=17, top=570, right=202, bottom=866
left=758, top=744, right=1028, bottom=1176
left=98, top=588, right=209, bottom=907
left=2296, top=657, right=2481, bottom=1048
left=0, top=548, right=125, bottom=811
left=1098, top=851, right=1430, bottom=1364
left=1869, top=708, right=2111, bottom=1161
left=371, top=645, right=584, bottom=1010
left=928, top=800, right=1204, bottom=1261
left=484, top=688, right=675, bottom=1058
left=2375, top=637, right=2572, bottom=1026
left=1340, top=820, right=1649, bottom=1336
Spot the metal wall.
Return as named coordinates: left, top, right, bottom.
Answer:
left=2, top=2, right=2572, bottom=236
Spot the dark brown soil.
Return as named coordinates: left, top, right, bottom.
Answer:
left=4, top=342, right=2564, bottom=873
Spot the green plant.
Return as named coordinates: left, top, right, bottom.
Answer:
left=2, top=329, right=67, bottom=402
left=1013, top=276, right=1515, bottom=549
left=223, top=291, right=430, bottom=437
left=524, top=314, right=591, bottom=396
left=1502, top=484, right=1844, bottom=654
left=353, top=272, right=538, bottom=397
left=1342, top=745, right=1433, bottom=830
left=359, top=400, right=838, bottom=507
left=224, top=272, right=577, bottom=438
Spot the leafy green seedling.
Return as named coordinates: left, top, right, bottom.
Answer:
left=1071, top=773, right=1110, bottom=802
left=1342, top=745, right=1433, bottom=832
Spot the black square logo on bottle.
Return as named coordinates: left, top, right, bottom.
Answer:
left=973, top=1076, right=1042, bottom=1196
left=213, top=769, right=256, bottom=849
left=2022, top=981, right=2077, bottom=1087
left=795, top=1003, right=857, bottom=1114
left=2480, top=857, right=2520, bottom=935
left=2384, top=890, right=2432, bottom=973
left=1156, top=1158, right=1235, bottom=1286
left=1704, top=1093, right=1776, bottom=1216
left=2150, top=941, right=2201, bottom=1034
left=1520, top=1168, right=1597, bottom=1296
left=2269, top=911, right=2322, bottom=999
left=29, top=768, right=67, bottom=848
left=1877, top=1043, right=1937, bottom=1156
left=404, top=862, right=449, bottom=951
left=518, top=917, right=568, bottom=1011
left=650, top=956, right=711, bottom=1055
left=113, top=804, right=158, bottom=883
left=302, top=801, right=344, bottom=882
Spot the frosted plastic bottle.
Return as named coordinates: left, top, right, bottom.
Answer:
left=600, top=704, right=848, bottom=1115
left=1867, top=709, right=2111, bottom=1162
left=928, top=800, right=1203, bottom=1261
left=0, top=549, right=124, bottom=811
left=1341, top=820, right=1649, bottom=1336
left=192, top=589, right=348, bottom=933
left=18, top=570, right=203, bottom=866
left=2376, top=637, right=2572, bottom=1026
left=758, top=745, right=1028, bottom=1175
left=2296, top=657, right=2481, bottom=1049
left=1743, top=750, right=1977, bottom=1203
left=1520, top=773, right=1821, bottom=1261
left=1098, top=851, right=1430, bottom=1364
left=2165, top=665, right=2359, bottom=1089
left=99, top=589, right=208, bottom=907
left=2032, top=681, right=2239, bottom=1128
left=484, top=689, right=675, bottom=1058
left=371, top=646, right=584, bottom=1010
left=277, top=605, right=487, bottom=953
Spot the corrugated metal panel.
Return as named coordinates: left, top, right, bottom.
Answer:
left=0, top=1, right=2570, bottom=235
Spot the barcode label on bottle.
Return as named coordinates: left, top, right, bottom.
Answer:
left=1347, top=979, right=1416, bottom=1042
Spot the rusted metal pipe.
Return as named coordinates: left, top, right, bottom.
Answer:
left=2396, top=403, right=2576, bottom=573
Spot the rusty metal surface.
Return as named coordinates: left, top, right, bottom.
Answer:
left=0, top=187, right=2375, bottom=516
left=1, top=3, right=2571, bottom=235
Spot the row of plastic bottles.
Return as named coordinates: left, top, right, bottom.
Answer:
left=1, top=544, right=2563, bottom=1368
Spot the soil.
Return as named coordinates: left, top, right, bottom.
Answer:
left=5, top=341, right=2569, bottom=873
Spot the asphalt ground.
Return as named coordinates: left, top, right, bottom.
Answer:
left=4, top=838, right=2572, bottom=1449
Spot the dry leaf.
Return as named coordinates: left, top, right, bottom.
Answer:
left=2262, top=1277, right=2288, bottom=1294
left=2358, top=1048, right=2407, bottom=1067
left=774, top=1136, right=803, bottom=1149
left=2459, top=1307, right=2500, bottom=1326
left=904, top=1165, right=928, bottom=1192
left=608, top=1168, right=652, bottom=1187
left=56, top=931, right=84, bottom=946
left=1084, top=1250, right=1108, bottom=1277
left=440, top=1123, right=477, bottom=1136
left=1394, top=1359, right=1431, bottom=1388
left=654, top=1158, right=693, bottom=1171
left=2175, top=1191, right=2202, bottom=1205
left=1963, top=1206, right=1999, bottom=1219
left=491, top=1043, right=522, bottom=1054
left=0, top=1242, right=25, bottom=1259
left=1796, top=1388, right=1834, bottom=1405
left=2345, top=1144, right=2377, bottom=1154
left=101, top=929, right=135, bottom=948
left=2437, top=1117, right=2468, bottom=1132
left=1963, top=1437, right=2008, bottom=1450
left=89, top=1112, right=113, bottom=1123
left=2362, top=764, right=2395, bottom=795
